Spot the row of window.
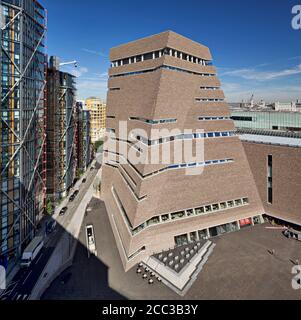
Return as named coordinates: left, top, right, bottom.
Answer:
left=110, top=65, right=216, bottom=79
left=129, top=117, right=177, bottom=125
left=199, top=116, right=231, bottom=121
left=196, top=98, right=225, bottom=103
left=200, top=86, right=220, bottom=90
left=168, top=158, right=233, bottom=170
left=109, top=85, right=221, bottom=93
left=135, top=131, right=236, bottom=146
left=111, top=184, right=249, bottom=237
left=105, top=150, right=234, bottom=182
left=111, top=47, right=212, bottom=68
left=107, top=116, right=230, bottom=123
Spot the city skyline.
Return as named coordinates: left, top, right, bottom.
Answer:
left=43, top=0, right=301, bottom=102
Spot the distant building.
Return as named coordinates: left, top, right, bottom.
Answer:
left=273, top=101, right=299, bottom=112
left=231, top=110, right=301, bottom=134
left=46, top=57, right=77, bottom=200
left=85, top=97, right=106, bottom=143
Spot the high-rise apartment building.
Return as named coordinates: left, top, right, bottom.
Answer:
left=46, top=57, right=77, bottom=200
left=76, top=101, right=92, bottom=173
left=102, top=31, right=265, bottom=271
left=85, top=97, right=106, bottom=143
left=0, top=0, right=47, bottom=269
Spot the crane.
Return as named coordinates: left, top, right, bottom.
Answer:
left=59, top=60, right=78, bottom=68
left=49, top=56, right=78, bottom=70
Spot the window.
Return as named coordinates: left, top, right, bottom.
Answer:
left=190, top=232, right=198, bottom=242
left=212, top=204, right=219, bottom=211
left=198, top=230, right=208, bottom=240
left=175, top=234, right=189, bottom=247
left=231, top=116, right=253, bottom=122
left=162, top=214, right=170, bottom=222
left=195, top=207, right=205, bottom=215
left=144, top=52, right=153, bottom=60
left=267, top=155, right=273, bottom=204
left=171, top=211, right=185, bottom=220
left=227, top=201, right=234, bottom=208
left=235, top=199, right=242, bottom=206
left=220, top=202, right=227, bottom=210
left=186, top=209, right=194, bottom=217
left=205, top=205, right=212, bottom=213
left=147, top=216, right=160, bottom=226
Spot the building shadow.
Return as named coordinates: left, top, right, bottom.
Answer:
left=39, top=201, right=126, bottom=300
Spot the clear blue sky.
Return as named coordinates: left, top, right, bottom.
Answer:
left=43, top=0, right=301, bottom=102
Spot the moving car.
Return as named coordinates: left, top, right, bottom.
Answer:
left=20, top=237, right=44, bottom=268
left=59, top=207, right=68, bottom=216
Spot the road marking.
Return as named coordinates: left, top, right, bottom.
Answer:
left=12, top=293, right=18, bottom=300
left=22, top=270, right=33, bottom=285
left=35, top=253, right=44, bottom=265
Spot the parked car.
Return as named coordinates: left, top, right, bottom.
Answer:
left=69, top=194, right=75, bottom=202
left=59, top=207, right=68, bottom=216
left=82, top=178, right=87, bottom=184
left=74, top=190, right=79, bottom=196
left=46, top=220, right=57, bottom=234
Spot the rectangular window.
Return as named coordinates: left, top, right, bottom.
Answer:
left=267, top=155, right=273, bottom=204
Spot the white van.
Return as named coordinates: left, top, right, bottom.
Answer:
left=20, top=237, right=44, bottom=268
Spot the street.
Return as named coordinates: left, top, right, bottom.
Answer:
left=0, top=161, right=100, bottom=301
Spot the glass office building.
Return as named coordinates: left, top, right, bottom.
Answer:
left=0, top=0, right=47, bottom=270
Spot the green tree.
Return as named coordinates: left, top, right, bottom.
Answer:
left=94, top=140, right=104, bottom=152
left=46, top=199, right=53, bottom=215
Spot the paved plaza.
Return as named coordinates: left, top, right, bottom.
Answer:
left=43, top=197, right=301, bottom=300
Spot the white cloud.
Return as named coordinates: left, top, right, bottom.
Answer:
left=81, top=48, right=108, bottom=58
left=221, top=64, right=301, bottom=81
left=76, top=78, right=108, bottom=100
left=70, top=67, right=89, bottom=78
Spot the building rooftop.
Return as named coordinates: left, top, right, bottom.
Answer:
left=240, top=134, right=301, bottom=148
left=110, top=30, right=212, bottom=62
